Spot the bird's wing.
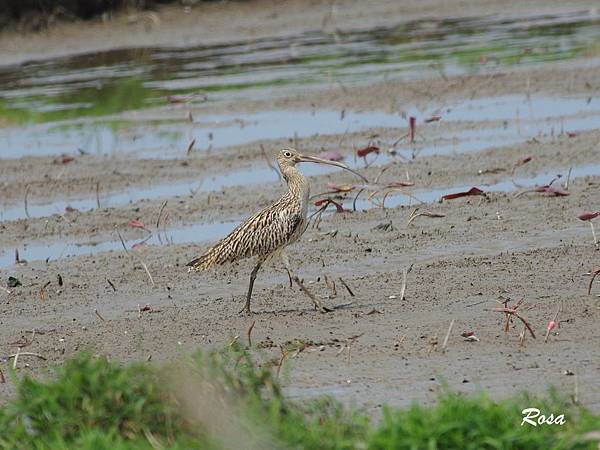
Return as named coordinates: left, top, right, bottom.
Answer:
left=187, top=206, right=303, bottom=271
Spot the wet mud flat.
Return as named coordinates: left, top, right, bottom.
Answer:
left=1, top=0, right=600, bottom=414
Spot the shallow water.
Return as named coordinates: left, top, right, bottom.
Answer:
left=3, top=163, right=598, bottom=268
left=2, top=93, right=598, bottom=221
left=3, top=91, right=599, bottom=161
left=1, top=10, right=600, bottom=158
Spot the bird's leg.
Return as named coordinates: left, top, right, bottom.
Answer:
left=280, top=251, right=293, bottom=288
left=240, top=260, right=263, bottom=315
left=281, top=251, right=332, bottom=313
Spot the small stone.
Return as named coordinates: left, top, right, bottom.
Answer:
left=7, top=277, right=21, bottom=288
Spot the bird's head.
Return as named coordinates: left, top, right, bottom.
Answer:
left=276, top=147, right=368, bottom=183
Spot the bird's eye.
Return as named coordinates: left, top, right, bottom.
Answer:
left=284, top=151, right=292, bottom=157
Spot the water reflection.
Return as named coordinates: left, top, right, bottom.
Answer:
left=1, top=11, right=599, bottom=128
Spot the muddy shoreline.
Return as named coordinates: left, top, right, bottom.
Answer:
left=2, top=0, right=599, bottom=66
left=1, top=0, right=600, bottom=415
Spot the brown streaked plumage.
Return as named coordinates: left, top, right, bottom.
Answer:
left=187, top=147, right=368, bottom=314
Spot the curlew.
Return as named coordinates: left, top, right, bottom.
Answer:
left=187, top=147, right=367, bottom=314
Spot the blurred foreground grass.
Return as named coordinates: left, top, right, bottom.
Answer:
left=0, top=344, right=598, bottom=449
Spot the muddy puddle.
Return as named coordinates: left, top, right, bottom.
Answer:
left=3, top=162, right=598, bottom=268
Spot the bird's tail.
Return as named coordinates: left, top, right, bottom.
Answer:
left=186, top=243, right=225, bottom=272
left=186, top=254, right=208, bottom=271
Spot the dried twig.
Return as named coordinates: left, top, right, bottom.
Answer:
left=373, top=162, right=396, bottom=184
left=588, top=267, right=600, bottom=295
left=156, top=200, right=168, bottom=229
left=565, top=166, right=573, bottom=190
left=9, top=352, right=47, bottom=365
left=495, top=299, right=536, bottom=339
left=399, top=264, right=414, bottom=300
left=407, top=208, right=446, bottom=226
left=24, top=185, right=31, bottom=218
left=117, top=230, right=155, bottom=286
left=324, top=274, right=337, bottom=298
left=95, top=309, right=106, bottom=321
left=260, top=144, right=281, bottom=181
left=519, top=323, right=527, bottom=347
left=591, top=222, right=598, bottom=248
left=107, top=278, right=117, bottom=292
left=12, top=347, right=20, bottom=369
left=10, top=329, right=36, bottom=348
left=39, top=281, right=51, bottom=302
left=0, top=285, right=11, bottom=295
left=247, top=320, right=256, bottom=347
left=338, top=277, right=355, bottom=297
left=276, top=346, right=288, bottom=377
left=441, top=319, right=455, bottom=353
left=95, top=181, right=101, bottom=208
left=186, top=138, right=196, bottom=155
left=336, top=333, right=363, bottom=363
left=228, top=335, right=240, bottom=347
left=427, top=335, right=438, bottom=354
left=352, top=187, right=366, bottom=211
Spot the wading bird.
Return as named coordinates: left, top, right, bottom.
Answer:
left=187, top=148, right=368, bottom=314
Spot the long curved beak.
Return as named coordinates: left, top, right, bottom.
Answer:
left=298, top=154, right=369, bottom=183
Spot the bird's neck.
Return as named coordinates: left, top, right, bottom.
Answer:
left=282, top=165, right=309, bottom=201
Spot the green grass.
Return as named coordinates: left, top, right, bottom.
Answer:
left=0, top=344, right=598, bottom=449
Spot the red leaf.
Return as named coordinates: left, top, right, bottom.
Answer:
left=424, top=115, right=441, bottom=123
left=578, top=211, right=600, bottom=221
left=441, top=187, right=485, bottom=200
left=546, top=321, right=557, bottom=332
left=331, top=201, right=345, bottom=213
left=387, top=181, right=415, bottom=188
left=461, top=331, right=474, bottom=338
left=408, top=116, right=416, bottom=143
left=566, top=131, right=578, bottom=138
left=128, top=220, right=146, bottom=229
left=314, top=198, right=345, bottom=213
left=535, top=184, right=569, bottom=196
left=54, top=154, right=75, bottom=165
left=132, top=241, right=146, bottom=250
left=356, top=146, right=380, bottom=158
left=65, top=206, right=78, bottom=213
left=326, top=182, right=355, bottom=193
left=517, top=156, right=533, bottom=165
left=317, top=151, right=344, bottom=162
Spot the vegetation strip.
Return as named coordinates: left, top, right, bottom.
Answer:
left=1, top=346, right=599, bottom=449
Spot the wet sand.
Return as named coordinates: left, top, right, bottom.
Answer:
left=1, top=0, right=600, bottom=413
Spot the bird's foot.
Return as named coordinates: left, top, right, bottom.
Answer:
left=238, top=302, right=253, bottom=315
left=316, top=304, right=333, bottom=313
left=292, top=275, right=332, bottom=313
